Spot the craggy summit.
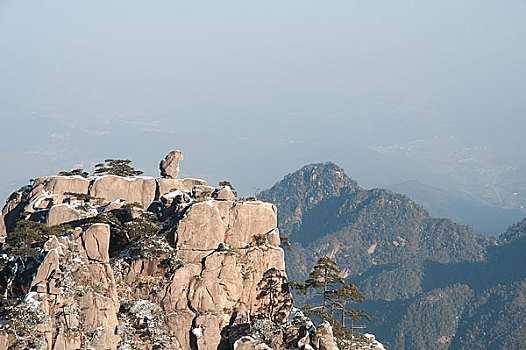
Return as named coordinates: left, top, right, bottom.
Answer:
left=0, top=151, right=366, bottom=350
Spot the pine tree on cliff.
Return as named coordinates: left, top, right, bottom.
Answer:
left=94, top=159, right=144, bottom=177
left=326, top=283, right=369, bottom=328
left=305, top=256, right=345, bottom=310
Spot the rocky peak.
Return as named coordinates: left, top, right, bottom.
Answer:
left=259, top=162, right=360, bottom=238
left=0, top=151, right=369, bottom=350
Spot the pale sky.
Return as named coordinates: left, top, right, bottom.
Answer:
left=1, top=1, right=525, bottom=210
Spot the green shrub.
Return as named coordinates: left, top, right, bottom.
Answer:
left=7, top=221, right=72, bottom=260
left=59, top=169, right=89, bottom=178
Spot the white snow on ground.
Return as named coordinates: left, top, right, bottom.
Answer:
left=192, top=326, right=203, bottom=338
left=91, top=175, right=156, bottom=182
left=364, top=333, right=387, bottom=350
left=163, top=190, right=184, bottom=199
left=24, top=291, right=41, bottom=306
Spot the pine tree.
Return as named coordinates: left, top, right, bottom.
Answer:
left=327, top=283, right=367, bottom=327
left=304, top=256, right=345, bottom=310
left=58, top=168, right=89, bottom=177
left=291, top=256, right=370, bottom=340
left=94, top=159, right=143, bottom=177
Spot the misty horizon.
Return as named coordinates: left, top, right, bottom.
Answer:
left=1, top=1, right=525, bottom=234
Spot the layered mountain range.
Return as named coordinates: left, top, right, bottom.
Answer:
left=2, top=154, right=523, bottom=349
left=260, top=162, right=526, bottom=350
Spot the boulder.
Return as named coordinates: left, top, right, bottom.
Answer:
left=0, top=190, right=26, bottom=239
left=27, top=176, right=90, bottom=211
left=314, top=322, right=338, bottom=350
left=193, top=185, right=216, bottom=200
left=82, top=224, right=111, bottom=263
left=89, top=175, right=157, bottom=209
left=157, top=178, right=208, bottom=198
left=45, top=204, right=83, bottom=226
left=215, top=186, right=236, bottom=201
left=175, top=202, right=227, bottom=251
left=160, top=150, right=184, bottom=179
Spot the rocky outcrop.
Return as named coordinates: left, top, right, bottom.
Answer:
left=0, top=152, right=295, bottom=350
left=157, top=177, right=208, bottom=198
left=160, top=150, right=184, bottom=179
left=3, top=224, right=121, bottom=350
left=82, top=224, right=111, bottom=263
left=27, top=176, right=91, bottom=212
left=45, top=204, right=84, bottom=227
left=90, top=175, right=157, bottom=209
left=215, top=186, right=236, bottom=201
left=314, top=322, right=338, bottom=350
left=0, top=189, right=27, bottom=241
left=0, top=152, right=385, bottom=350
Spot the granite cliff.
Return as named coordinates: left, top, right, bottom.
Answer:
left=0, top=152, right=384, bottom=350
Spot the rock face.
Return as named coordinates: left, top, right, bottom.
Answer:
left=82, top=224, right=111, bottom=263
left=45, top=204, right=83, bottom=227
left=11, top=224, right=121, bottom=350
left=90, top=175, right=157, bottom=209
left=160, top=150, right=184, bottom=179
left=157, top=177, right=208, bottom=198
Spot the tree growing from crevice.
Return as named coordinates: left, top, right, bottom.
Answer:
left=280, top=236, right=292, bottom=250
left=6, top=221, right=72, bottom=267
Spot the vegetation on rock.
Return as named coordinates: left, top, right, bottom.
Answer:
left=94, top=159, right=144, bottom=177
left=58, top=168, right=90, bottom=177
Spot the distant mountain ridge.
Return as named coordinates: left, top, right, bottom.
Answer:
left=260, top=162, right=526, bottom=349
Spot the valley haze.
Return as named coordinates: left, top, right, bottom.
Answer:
left=1, top=1, right=525, bottom=234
